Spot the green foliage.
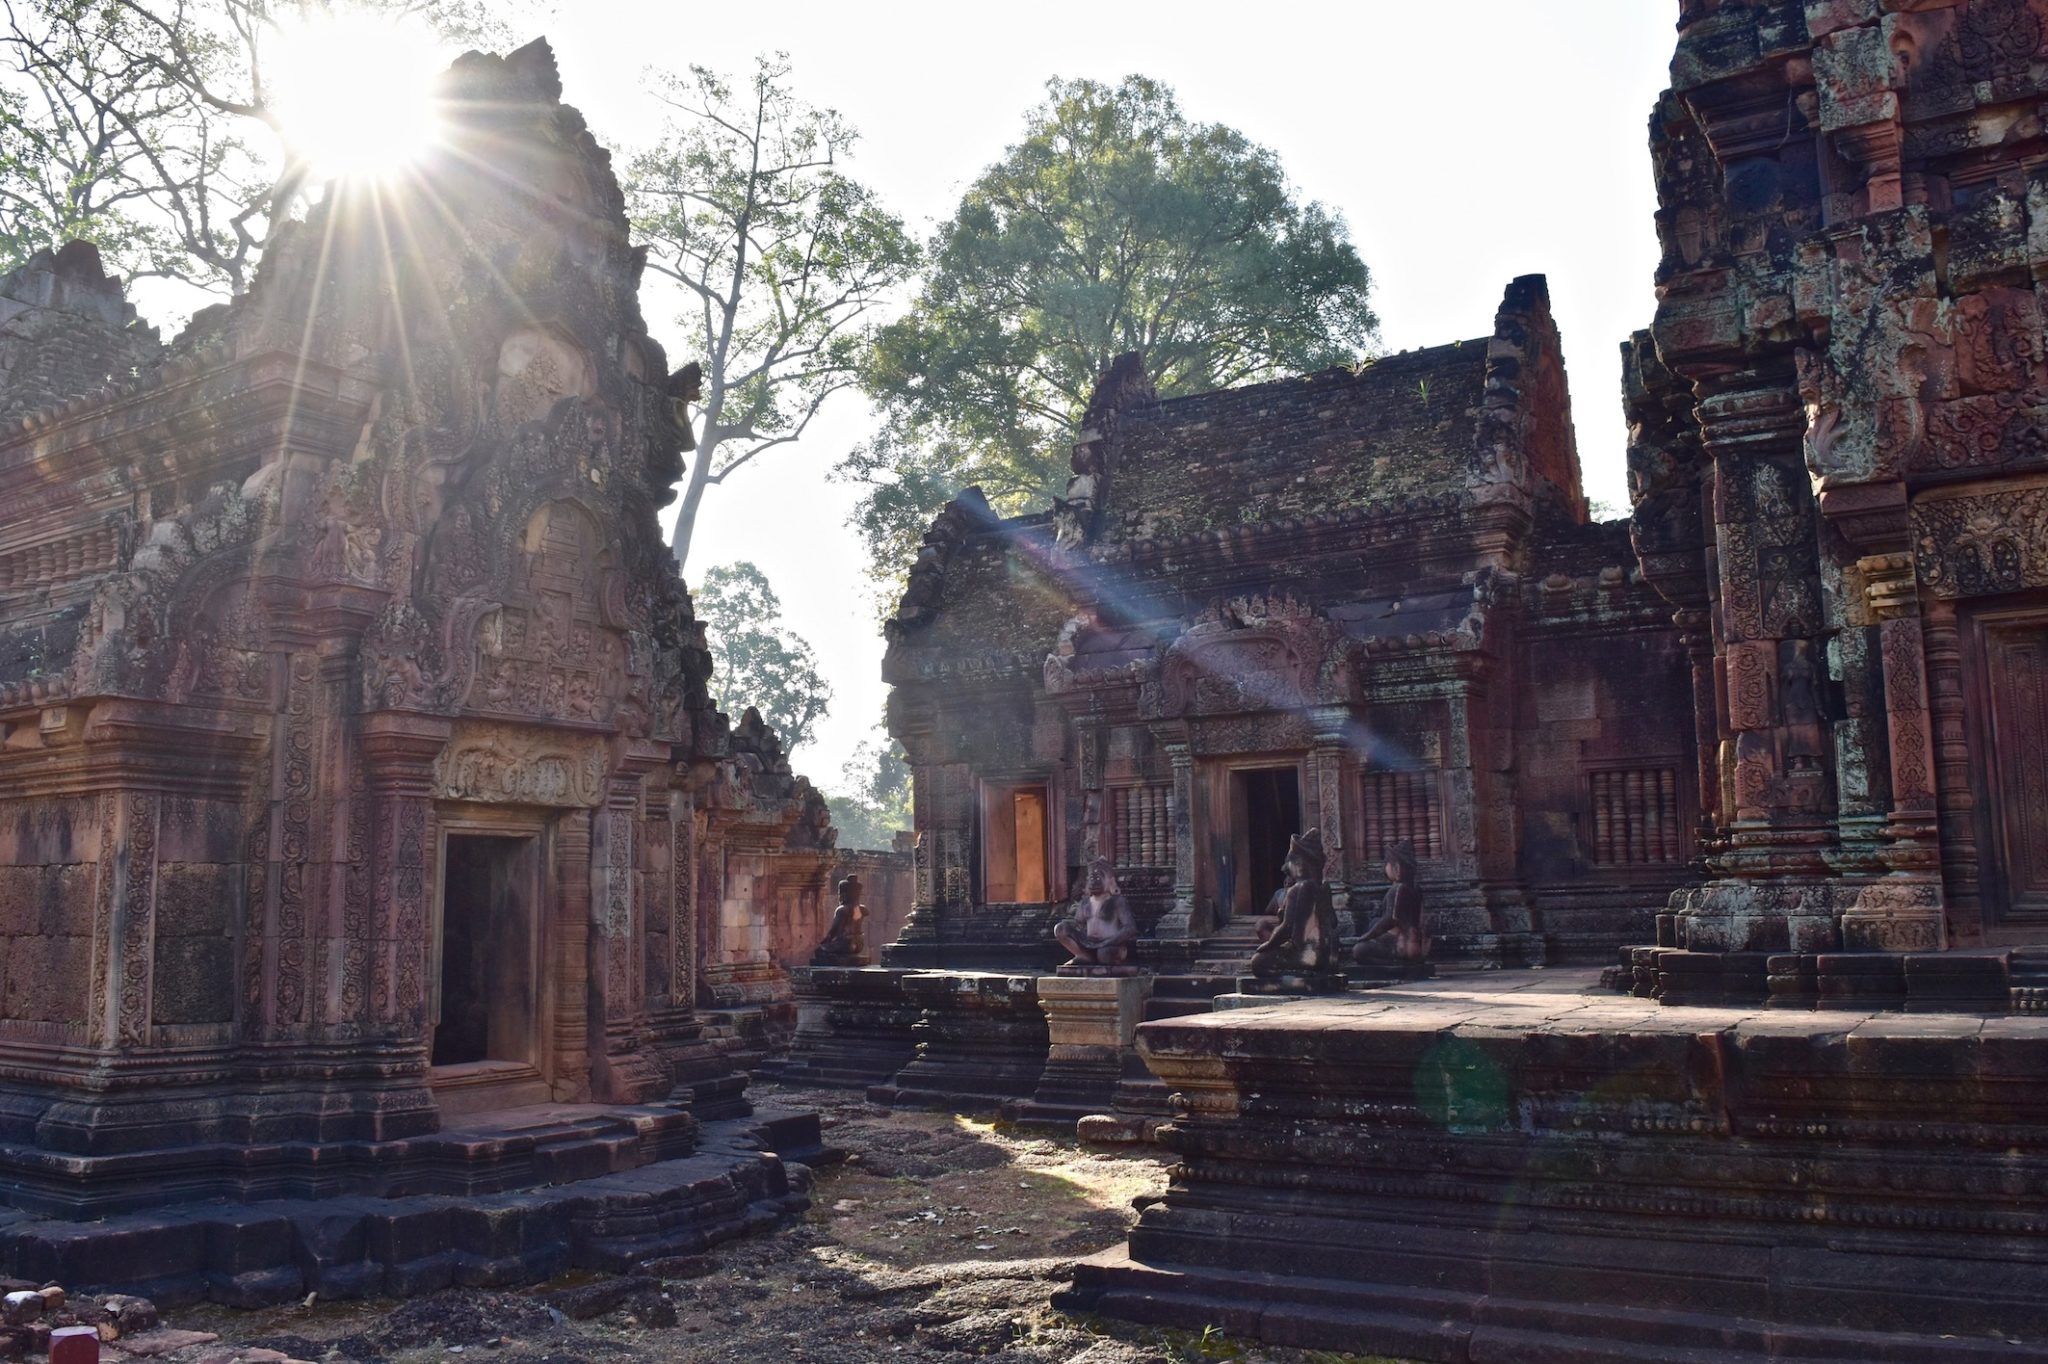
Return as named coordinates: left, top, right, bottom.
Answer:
left=0, top=0, right=511, bottom=296
left=625, top=54, right=918, bottom=568
left=844, top=73, right=1379, bottom=583
left=693, top=560, right=831, bottom=754
left=825, top=735, right=911, bottom=850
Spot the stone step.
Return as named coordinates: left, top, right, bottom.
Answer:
left=1143, top=999, right=1216, bottom=1022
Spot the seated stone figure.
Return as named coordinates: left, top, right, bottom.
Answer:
left=1248, top=827, right=1340, bottom=979
left=1054, top=857, right=1138, bottom=974
left=1353, top=840, right=1431, bottom=973
left=812, top=874, right=869, bottom=966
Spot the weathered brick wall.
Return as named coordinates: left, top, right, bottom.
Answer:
left=1105, top=346, right=1487, bottom=544
left=0, top=242, right=158, bottom=424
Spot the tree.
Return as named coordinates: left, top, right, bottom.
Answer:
left=825, top=736, right=910, bottom=851
left=625, top=55, right=917, bottom=570
left=845, top=75, right=1379, bottom=579
left=0, top=0, right=509, bottom=297
left=693, top=561, right=831, bottom=754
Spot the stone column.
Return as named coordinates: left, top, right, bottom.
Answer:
left=91, top=790, right=159, bottom=1051
left=1676, top=374, right=1838, bottom=954
left=1152, top=742, right=1198, bottom=938
left=1833, top=553, right=1945, bottom=951
left=1307, top=709, right=1352, bottom=913
left=1673, top=608, right=1722, bottom=843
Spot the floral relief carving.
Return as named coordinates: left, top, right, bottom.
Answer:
left=1913, top=481, right=2048, bottom=598
left=431, top=724, right=611, bottom=807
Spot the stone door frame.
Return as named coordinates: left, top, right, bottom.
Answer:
left=1961, top=597, right=2048, bottom=944
left=427, top=802, right=558, bottom=1114
left=1193, top=751, right=1309, bottom=923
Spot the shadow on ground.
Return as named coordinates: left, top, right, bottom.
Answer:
left=162, top=1082, right=1409, bottom=1364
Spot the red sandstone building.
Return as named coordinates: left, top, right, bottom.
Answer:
left=0, top=41, right=831, bottom=1225
left=877, top=277, right=1698, bottom=974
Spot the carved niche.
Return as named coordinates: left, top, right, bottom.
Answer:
left=1151, top=594, right=1347, bottom=719
left=1912, top=477, right=2048, bottom=598
left=465, top=499, right=633, bottom=727
left=431, top=722, right=610, bottom=807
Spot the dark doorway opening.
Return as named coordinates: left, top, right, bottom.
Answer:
left=433, top=834, right=539, bottom=1068
left=1231, top=766, right=1302, bottom=917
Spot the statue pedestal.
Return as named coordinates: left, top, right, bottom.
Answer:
left=869, top=972, right=1048, bottom=1111
left=1007, top=974, right=1152, bottom=1129
left=765, top=967, right=919, bottom=1090
left=1229, top=972, right=1347, bottom=998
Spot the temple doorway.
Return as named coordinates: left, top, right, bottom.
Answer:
left=1229, top=765, right=1301, bottom=918
left=432, top=832, right=542, bottom=1071
left=1982, top=617, right=2048, bottom=935
left=980, top=781, right=1051, bottom=904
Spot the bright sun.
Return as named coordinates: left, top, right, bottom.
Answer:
left=268, top=11, right=446, bottom=183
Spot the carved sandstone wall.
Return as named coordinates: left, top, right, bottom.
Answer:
left=1630, top=0, right=2048, bottom=976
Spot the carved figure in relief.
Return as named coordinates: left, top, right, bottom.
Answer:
left=1249, top=828, right=1338, bottom=978
left=1352, top=840, right=1430, bottom=969
left=1054, top=857, right=1138, bottom=974
left=812, top=874, right=869, bottom=966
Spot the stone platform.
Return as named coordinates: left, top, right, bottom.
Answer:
left=1062, top=969, right=2048, bottom=1362
left=0, top=1105, right=823, bottom=1305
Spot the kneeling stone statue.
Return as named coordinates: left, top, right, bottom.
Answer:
left=1248, top=827, right=1341, bottom=980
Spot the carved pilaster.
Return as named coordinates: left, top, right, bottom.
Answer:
left=1153, top=743, right=1199, bottom=938
left=360, top=713, right=446, bottom=1041
left=589, top=775, right=662, bottom=1101
left=1307, top=711, right=1352, bottom=912
left=1838, top=553, right=1946, bottom=951
left=1923, top=598, right=1983, bottom=941
left=1674, top=608, right=1722, bottom=844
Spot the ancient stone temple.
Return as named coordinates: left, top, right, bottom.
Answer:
left=692, top=707, right=838, bottom=1062
left=880, top=275, right=1695, bottom=974
left=1621, top=0, right=2048, bottom=1003
left=1067, top=5, right=2048, bottom=1360
left=0, top=37, right=825, bottom=1263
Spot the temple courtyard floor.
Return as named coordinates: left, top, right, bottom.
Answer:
left=127, top=1082, right=1407, bottom=1364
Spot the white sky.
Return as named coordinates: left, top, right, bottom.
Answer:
left=145, top=2, right=1680, bottom=794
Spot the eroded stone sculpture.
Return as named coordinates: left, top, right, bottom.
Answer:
left=1247, top=828, right=1339, bottom=981
left=1054, top=857, right=1138, bottom=974
left=1352, top=839, right=1430, bottom=972
left=812, top=874, right=869, bottom=966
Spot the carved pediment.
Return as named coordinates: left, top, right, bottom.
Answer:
left=1152, top=594, right=1348, bottom=719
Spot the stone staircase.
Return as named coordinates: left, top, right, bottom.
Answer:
left=2012, top=949, right=2048, bottom=1012
left=1189, top=915, right=1264, bottom=976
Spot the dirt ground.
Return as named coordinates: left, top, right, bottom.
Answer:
left=158, top=1082, right=1409, bottom=1364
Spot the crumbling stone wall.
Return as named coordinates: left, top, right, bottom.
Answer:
left=0, top=242, right=159, bottom=424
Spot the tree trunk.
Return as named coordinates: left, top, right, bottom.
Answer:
left=669, top=433, right=719, bottom=571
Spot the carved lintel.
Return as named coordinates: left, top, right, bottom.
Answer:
left=430, top=722, right=610, bottom=807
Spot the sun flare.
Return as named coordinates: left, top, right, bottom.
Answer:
left=268, top=11, right=446, bottom=183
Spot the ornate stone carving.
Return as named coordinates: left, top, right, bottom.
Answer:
left=1913, top=479, right=2048, bottom=598
left=430, top=724, right=609, bottom=807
